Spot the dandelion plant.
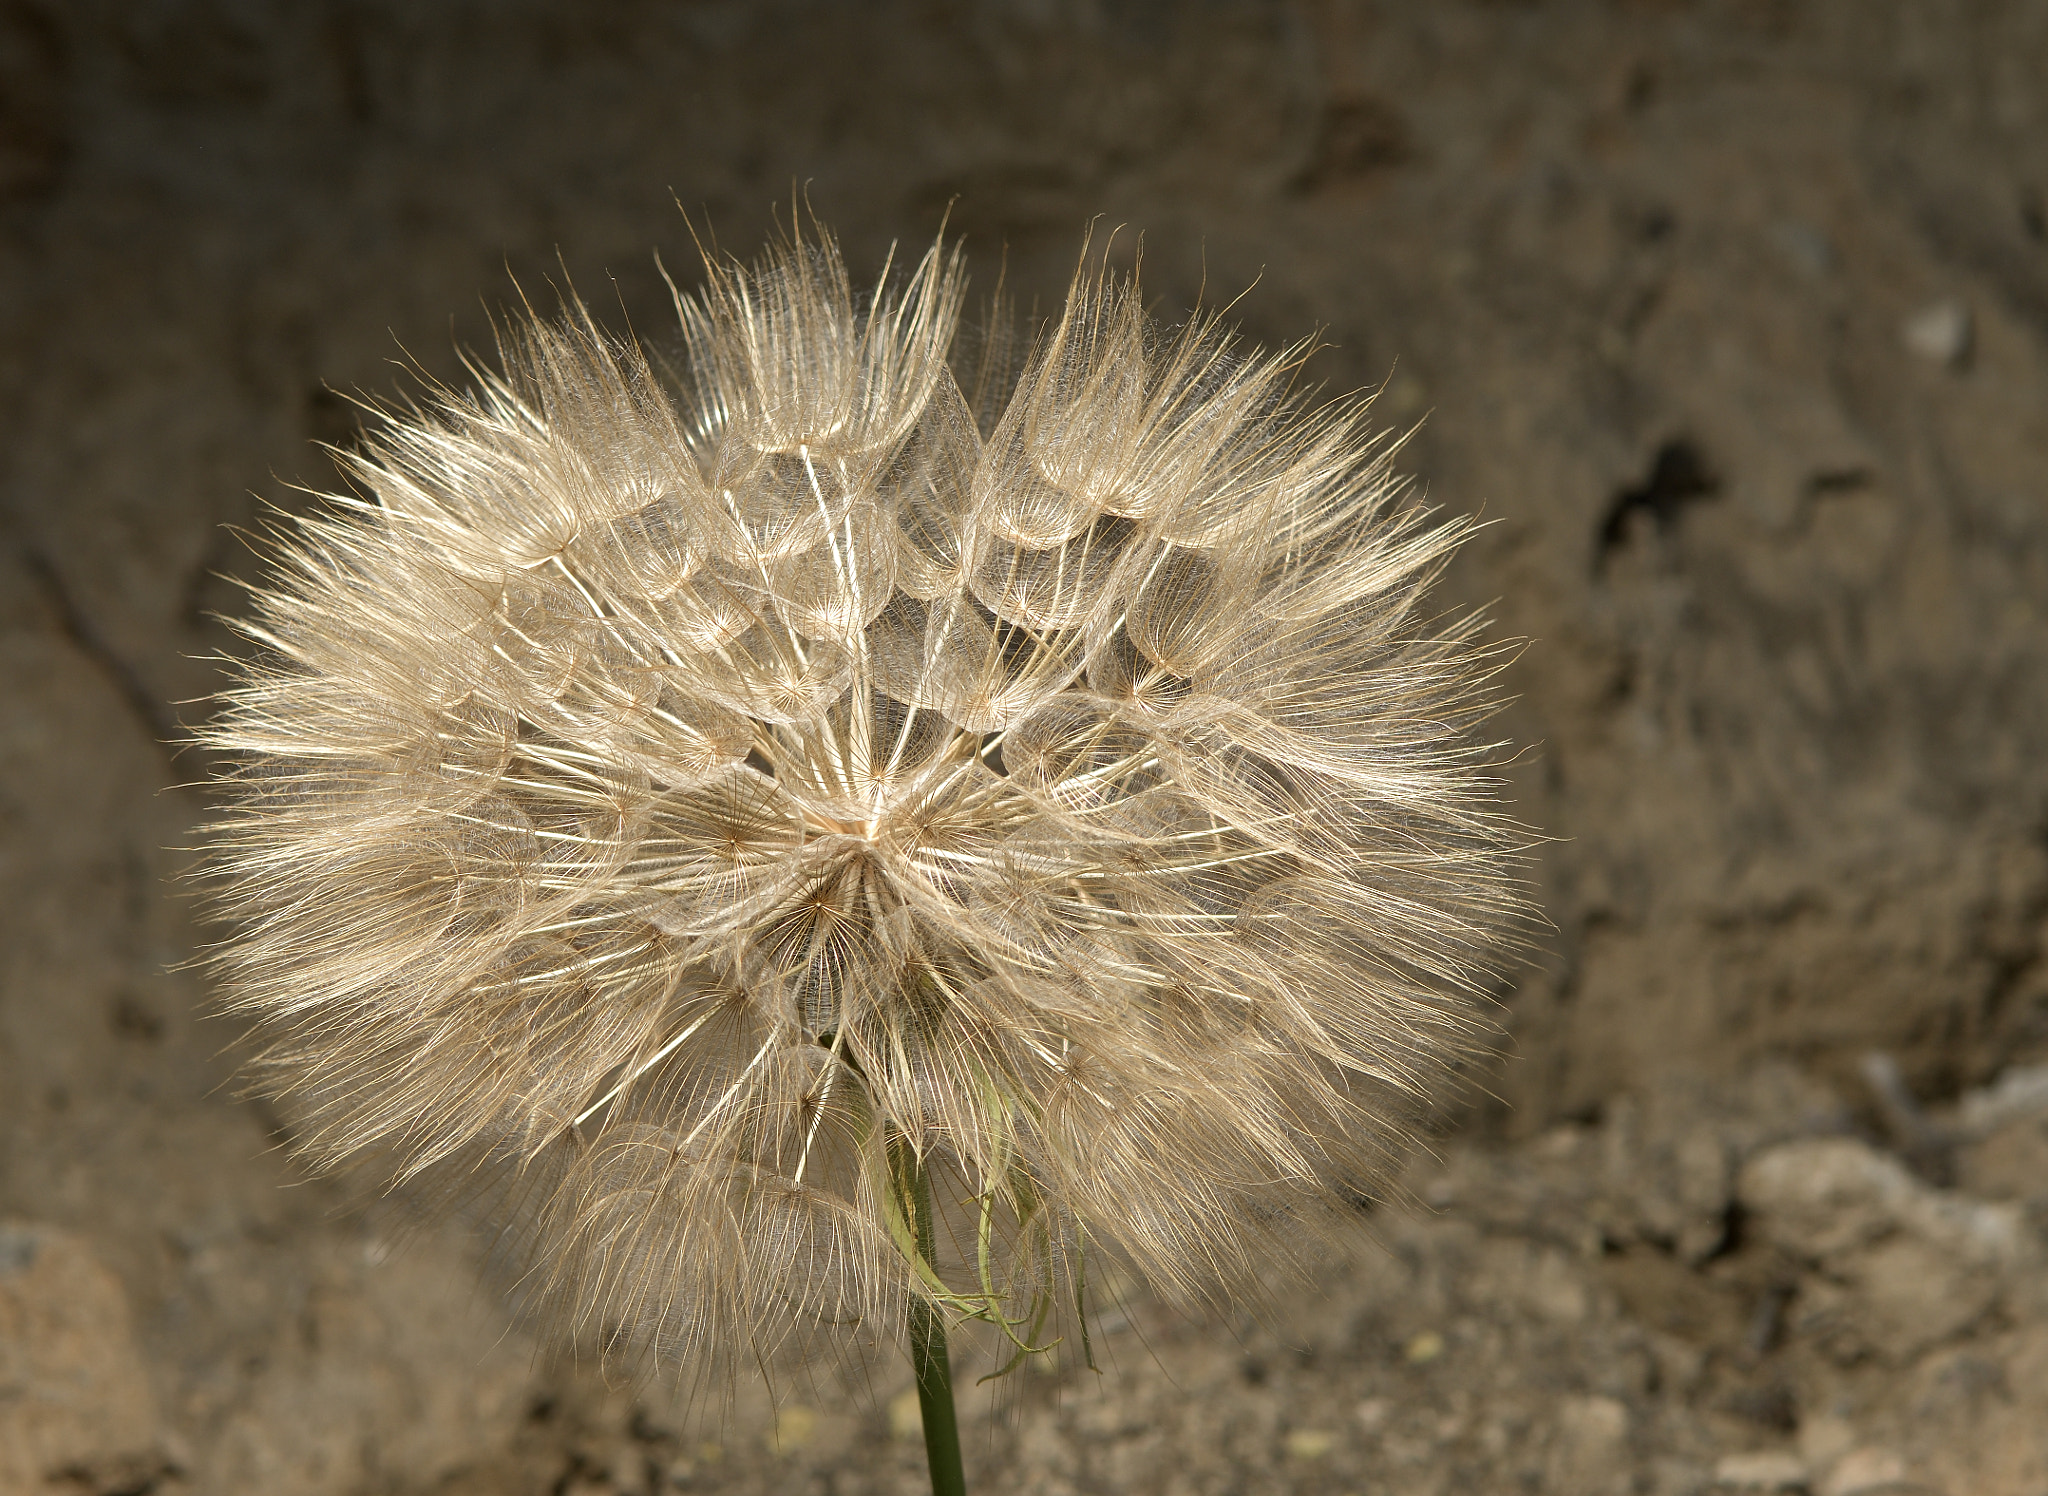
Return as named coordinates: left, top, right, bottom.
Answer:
left=199, top=219, right=1522, bottom=1494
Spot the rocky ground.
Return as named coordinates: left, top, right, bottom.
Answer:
left=4, top=3, right=2047, bottom=1492
left=17, top=1054, right=2048, bottom=1495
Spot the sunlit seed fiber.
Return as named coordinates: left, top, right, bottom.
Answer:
left=200, top=221, right=1525, bottom=1374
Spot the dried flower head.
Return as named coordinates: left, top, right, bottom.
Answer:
left=200, top=222, right=1523, bottom=1376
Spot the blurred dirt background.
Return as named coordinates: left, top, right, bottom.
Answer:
left=3, top=2, right=2047, bottom=1493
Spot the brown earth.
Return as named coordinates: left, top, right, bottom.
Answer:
left=2, top=3, right=2046, bottom=1492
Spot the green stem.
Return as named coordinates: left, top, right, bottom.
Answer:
left=909, top=1286, right=965, bottom=1496
left=890, top=1132, right=967, bottom=1496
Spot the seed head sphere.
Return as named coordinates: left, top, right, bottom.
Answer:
left=201, top=225, right=1523, bottom=1371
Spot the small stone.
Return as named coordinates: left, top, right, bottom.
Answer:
left=1902, top=300, right=1971, bottom=366
left=1739, top=1138, right=1913, bottom=1257
left=1404, top=1329, right=1445, bottom=1363
left=1821, top=1448, right=1908, bottom=1496
left=1854, top=1233, right=1998, bottom=1360
left=1743, top=1137, right=2016, bottom=1362
left=1284, top=1428, right=1335, bottom=1460
left=1714, top=1450, right=1808, bottom=1490
left=1520, top=1244, right=1590, bottom=1325
left=1954, top=1061, right=2048, bottom=1136
left=1548, top=1396, right=1631, bottom=1493
left=1738, top=1137, right=2022, bottom=1268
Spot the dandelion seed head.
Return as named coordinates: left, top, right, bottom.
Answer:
left=201, top=221, right=1525, bottom=1376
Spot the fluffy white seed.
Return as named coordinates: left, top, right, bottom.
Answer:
left=200, top=222, right=1525, bottom=1375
